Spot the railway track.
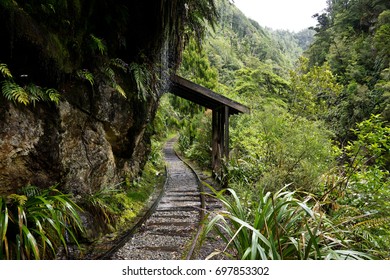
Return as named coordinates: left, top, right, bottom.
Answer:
left=104, top=138, right=222, bottom=260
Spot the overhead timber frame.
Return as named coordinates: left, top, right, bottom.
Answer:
left=170, top=75, right=250, bottom=173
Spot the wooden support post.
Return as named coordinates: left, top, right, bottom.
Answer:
left=224, top=106, right=229, bottom=160
left=212, top=109, right=218, bottom=171
left=218, top=107, right=224, bottom=159
left=212, top=106, right=231, bottom=187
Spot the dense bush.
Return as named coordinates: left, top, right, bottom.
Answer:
left=228, top=102, right=335, bottom=193
left=204, top=185, right=370, bottom=260
left=0, top=186, right=84, bottom=260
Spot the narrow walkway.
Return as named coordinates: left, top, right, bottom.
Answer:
left=111, top=139, right=202, bottom=260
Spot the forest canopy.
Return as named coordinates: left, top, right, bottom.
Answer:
left=166, top=0, right=390, bottom=259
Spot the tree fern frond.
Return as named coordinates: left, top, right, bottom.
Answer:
left=90, top=34, right=107, bottom=55
left=25, top=84, right=45, bottom=106
left=110, top=58, right=128, bottom=72
left=101, top=66, right=126, bottom=98
left=40, top=3, right=56, bottom=14
left=0, top=63, right=12, bottom=79
left=46, top=88, right=61, bottom=104
left=129, top=62, right=148, bottom=100
left=104, top=66, right=115, bottom=81
left=77, top=69, right=94, bottom=87
left=113, top=83, right=126, bottom=98
left=1, top=81, right=30, bottom=105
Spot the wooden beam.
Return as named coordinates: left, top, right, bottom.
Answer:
left=169, top=75, right=250, bottom=179
left=170, top=75, right=250, bottom=115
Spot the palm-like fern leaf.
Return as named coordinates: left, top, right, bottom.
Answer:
left=77, top=69, right=95, bottom=87
left=129, top=62, right=148, bottom=100
left=46, top=88, right=61, bottom=104
left=1, top=81, right=30, bottom=105
left=90, top=34, right=107, bottom=55
left=0, top=63, right=12, bottom=79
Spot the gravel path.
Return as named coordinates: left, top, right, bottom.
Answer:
left=111, top=139, right=203, bottom=260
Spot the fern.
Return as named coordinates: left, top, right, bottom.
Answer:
left=46, top=88, right=61, bottom=104
left=40, top=3, right=56, bottom=14
left=1, top=63, right=60, bottom=106
left=1, top=81, right=30, bottom=105
left=110, top=58, right=128, bottom=72
left=90, top=34, right=107, bottom=55
left=129, top=62, right=148, bottom=100
left=104, top=66, right=115, bottom=81
left=101, top=65, right=127, bottom=98
left=113, top=83, right=126, bottom=98
left=77, top=69, right=95, bottom=87
left=0, top=64, right=12, bottom=79
left=26, top=84, right=45, bottom=106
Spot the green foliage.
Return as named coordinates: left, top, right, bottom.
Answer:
left=346, top=114, right=390, bottom=171
left=101, top=64, right=126, bottom=98
left=234, top=64, right=290, bottom=101
left=153, top=94, right=181, bottom=139
left=289, top=57, right=343, bottom=120
left=129, top=62, right=153, bottom=101
left=204, top=185, right=370, bottom=260
left=228, top=103, right=335, bottom=193
left=77, top=69, right=95, bottom=87
left=89, top=34, right=107, bottom=56
left=178, top=111, right=212, bottom=168
left=163, top=0, right=390, bottom=260
left=1, top=80, right=30, bottom=105
left=1, top=62, right=61, bottom=105
left=313, top=115, right=390, bottom=258
left=306, top=0, right=390, bottom=139
left=200, top=0, right=312, bottom=88
left=180, top=38, right=219, bottom=90
left=341, top=115, right=390, bottom=215
left=0, top=186, right=84, bottom=260
left=0, top=63, right=12, bottom=79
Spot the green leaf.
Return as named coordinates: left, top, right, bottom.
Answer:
left=77, top=69, right=95, bottom=87
left=21, top=225, right=40, bottom=260
left=1, top=81, right=30, bottom=105
left=0, top=63, right=12, bottom=78
left=90, top=34, right=107, bottom=55
left=46, top=88, right=61, bottom=104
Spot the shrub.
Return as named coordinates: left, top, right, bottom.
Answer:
left=0, top=186, right=84, bottom=260
left=203, top=184, right=371, bottom=260
left=228, top=103, right=335, bottom=193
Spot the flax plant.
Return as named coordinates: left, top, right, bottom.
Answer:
left=0, top=186, right=84, bottom=260
left=203, top=184, right=371, bottom=260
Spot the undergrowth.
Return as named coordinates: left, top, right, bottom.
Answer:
left=81, top=137, right=167, bottom=236
left=0, top=185, right=84, bottom=260
left=203, top=184, right=372, bottom=260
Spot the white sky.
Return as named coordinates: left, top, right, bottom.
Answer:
left=233, top=0, right=328, bottom=32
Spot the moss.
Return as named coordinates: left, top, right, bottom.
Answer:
left=115, top=193, right=145, bottom=227
left=46, top=33, right=73, bottom=74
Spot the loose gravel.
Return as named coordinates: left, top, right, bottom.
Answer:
left=111, top=139, right=202, bottom=260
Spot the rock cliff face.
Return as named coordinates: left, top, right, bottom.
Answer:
left=0, top=1, right=172, bottom=196
left=0, top=77, right=160, bottom=195
left=0, top=0, right=216, bottom=198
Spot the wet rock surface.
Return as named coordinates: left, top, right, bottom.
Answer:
left=0, top=81, right=158, bottom=196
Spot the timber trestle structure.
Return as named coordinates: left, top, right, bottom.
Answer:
left=170, top=75, right=249, bottom=174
